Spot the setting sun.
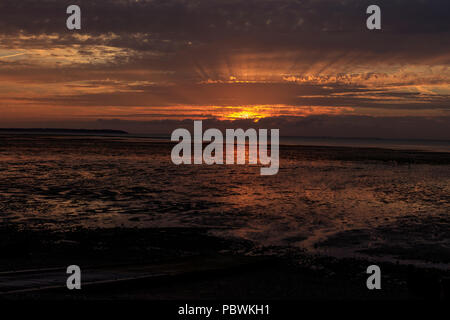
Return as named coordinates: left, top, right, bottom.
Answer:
left=224, top=110, right=264, bottom=120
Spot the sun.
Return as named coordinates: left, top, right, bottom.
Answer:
left=224, top=111, right=264, bottom=121
left=222, top=108, right=269, bottom=121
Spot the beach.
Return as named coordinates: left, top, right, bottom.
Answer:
left=0, top=135, right=449, bottom=299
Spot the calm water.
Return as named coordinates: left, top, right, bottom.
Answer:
left=0, top=135, right=449, bottom=267
left=280, top=137, right=450, bottom=153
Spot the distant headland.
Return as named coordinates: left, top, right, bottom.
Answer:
left=0, top=128, right=128, bottom=135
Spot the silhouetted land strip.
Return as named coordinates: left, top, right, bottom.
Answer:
left=0, top=128, right=128, bottom=135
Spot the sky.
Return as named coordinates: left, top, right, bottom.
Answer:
left=0, top=0, right=449, bottom=138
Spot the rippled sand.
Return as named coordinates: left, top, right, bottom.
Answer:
left=0, top=135, right=449, bottom=267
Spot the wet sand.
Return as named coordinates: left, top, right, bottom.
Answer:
left=0, top=135, right=449, bottom=299
left=0, top=226, right=448, bottom=300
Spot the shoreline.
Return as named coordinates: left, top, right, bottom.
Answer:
left=1, top=133, right=449, bottom=154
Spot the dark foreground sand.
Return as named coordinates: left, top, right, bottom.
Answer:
left=0, top=226, right=448, bottom=300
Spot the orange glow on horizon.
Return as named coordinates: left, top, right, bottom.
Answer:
left=223, top=110, right=267, bottom=121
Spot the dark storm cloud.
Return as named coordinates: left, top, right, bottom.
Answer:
left=1, top=0, right=449, bottom=34
left=1, top=0, right=449, bottom=62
